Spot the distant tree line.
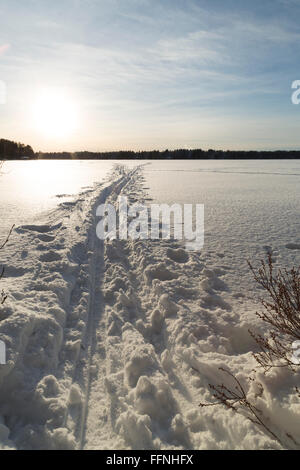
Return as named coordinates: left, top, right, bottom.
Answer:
left=0, top=139, right=34, bottom=159
left=35, top=148, right=300, bottom=160
left=1, top=138, right=300, bottom=160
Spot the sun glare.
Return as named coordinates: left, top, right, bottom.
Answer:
left=32, top=88, right=79, bottom=139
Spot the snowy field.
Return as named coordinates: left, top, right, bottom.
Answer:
left=0, top=159, right=299, bottom=450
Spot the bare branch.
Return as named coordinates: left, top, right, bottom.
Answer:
left=0, top=224, right=15, bottom=250
left=200, top=256, right=300, bottom=448
left=248, top=255, right=300, bottom=371
left=199, top=368, right=280, bottom=443
left=0, top=225, right=14, bottom=306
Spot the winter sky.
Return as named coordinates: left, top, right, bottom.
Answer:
left=0, top=0, right=300, bottom=151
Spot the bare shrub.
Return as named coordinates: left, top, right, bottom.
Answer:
left=199, top=367, right=279, bottom=442
left=0, top=225, right=14, bottom=305
left=199, top=256, right=300, bottom=448
left=248, top=254, right=300, bottom=371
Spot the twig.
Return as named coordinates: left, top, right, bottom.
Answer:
left=0, top=224, right=15, bottom=250
left=199, top=367, right=281, bottom=443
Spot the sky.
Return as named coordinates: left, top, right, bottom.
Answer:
left=0, top=0, right=300, bottom=152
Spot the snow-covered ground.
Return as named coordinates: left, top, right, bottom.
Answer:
left=0, top=160, right=137, bottom=237
left=0, top=160, right=299, bottom=450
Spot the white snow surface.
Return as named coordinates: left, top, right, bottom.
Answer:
left=0, top=160, right=299, bottom=450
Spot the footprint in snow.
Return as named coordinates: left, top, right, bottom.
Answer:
left=37, top=234, right=55, bottom=242
left=166, top=248, right=189, bottom=263
left=16, top=222, right=62, bottom=234
left=39, top=251, right=62, bottom=262
left=286, top=243, right=300, bottom=250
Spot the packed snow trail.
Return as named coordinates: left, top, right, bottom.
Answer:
left=0, top=164, right=299, bottom=450
left=0, top=167, right=139, bottom=449
left=55, top=166, right=140, bottom=449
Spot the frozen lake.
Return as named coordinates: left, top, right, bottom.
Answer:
left=0, top=160, right=136, bottom=236
left=1, top=159, right=300, bottom=289
left=144, top=159, right=300, bottom=297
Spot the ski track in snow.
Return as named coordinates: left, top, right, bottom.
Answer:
left=0, top=165, right=299, bottom=450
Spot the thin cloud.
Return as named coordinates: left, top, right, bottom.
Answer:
left=0, top=44, right=10, bottom=56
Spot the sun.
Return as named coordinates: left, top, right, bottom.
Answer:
left=32, top=87, right=79, bottom=139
